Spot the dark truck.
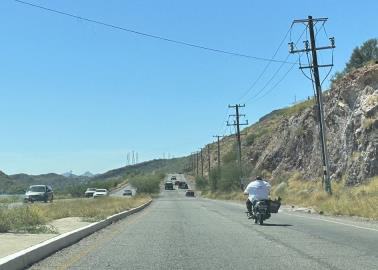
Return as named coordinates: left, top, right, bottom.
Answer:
left=178, top=182, right=188, bottom=189
left=165, top=181, right=174, bottom=190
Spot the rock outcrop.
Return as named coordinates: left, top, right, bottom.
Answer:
left=243, top=64, right=378, bottom=185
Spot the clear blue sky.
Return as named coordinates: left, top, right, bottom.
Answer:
left=0, top=0, right=377, bottom=175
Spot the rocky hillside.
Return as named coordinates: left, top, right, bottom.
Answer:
left=203, top=64, right=378, bottom=185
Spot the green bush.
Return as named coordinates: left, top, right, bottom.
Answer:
left=129, top=174, right=162, bottom=194
left=195, top=176, right=208, bottom=190
left=245, top=133, right=257, bottom=146
left=331, top=38, right=378, bottom=84
left=346, top=38, right=377, bottom=72
left=218, top=163, right=241, bottom=191
left=222, top=149, right=238, bottom=164
left=209, top=169, right=220, bottom=191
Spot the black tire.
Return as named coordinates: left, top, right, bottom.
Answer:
left=259, top=214, right=264, bottom=225
left=254, top=216, right=258, bottom=224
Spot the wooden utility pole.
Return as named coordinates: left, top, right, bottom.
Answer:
left=227, top=104, right=248, bottom=188
left=196, top=151, right=199, bottom=176
left=207, top=145, right=211, bottom=177
left=213, top=135, right=223, bottom=170
left=289, top=16, right=335, bottom=195
left=200, top=149, right=204, bottom=177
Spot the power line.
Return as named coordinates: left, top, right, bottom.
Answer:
left=14, top=0, right=297, bottom=65
left=244, top=27, right=307, bottom=103
left=237, top=26, right=293, bottom=102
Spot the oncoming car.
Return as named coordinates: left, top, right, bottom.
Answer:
left=93, top=189, right=109, bottom=198
left=24, top=185, right=54, bottom=203
left=178, top=182, right=188, bottom=189
left=123, top=189, right=133, bottom=196
left=165, top=181, right=174, bottom=190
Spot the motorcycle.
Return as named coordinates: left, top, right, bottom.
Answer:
left=246, top=198, right=281, bottom=225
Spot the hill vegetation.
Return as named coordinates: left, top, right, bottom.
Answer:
left=189, top=39, right=378, bottom=218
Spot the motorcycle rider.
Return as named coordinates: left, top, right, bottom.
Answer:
left=244, top=176, right=271, bottom=218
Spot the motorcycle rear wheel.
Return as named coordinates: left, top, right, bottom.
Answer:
left=259, top=214, right=264, bottom=225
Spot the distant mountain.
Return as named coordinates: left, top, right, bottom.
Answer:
left=62, top=171, right=77, bottom=178
left=0, top=156, right=188, bottom=194
left=0, top=172, right=80, bottom=194
left=81, top=171, right=94, bottom=178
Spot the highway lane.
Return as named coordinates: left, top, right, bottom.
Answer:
left=29, top=174, right=378, bottom=270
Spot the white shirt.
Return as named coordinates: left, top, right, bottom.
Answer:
left=244, top=180, right=271, bottom=202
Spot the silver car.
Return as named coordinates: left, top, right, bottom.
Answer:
left=24, top=185, right=54, bottom=203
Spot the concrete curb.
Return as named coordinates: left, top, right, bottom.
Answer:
left=0, top=199, right=152, bottom=270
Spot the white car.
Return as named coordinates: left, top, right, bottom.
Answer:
left=84, top=188, right=97, bottom=197
left=93, top=189, right=109, bottom=198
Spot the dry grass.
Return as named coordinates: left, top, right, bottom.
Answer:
left=272, top=175, right=378, bottom=219
left=202, top=174, right=378, bottom=220
left=36, top=195, right=150, bottom=221
left=362, top=117, right=375, bottom=129
left=0, top=195, right=22, bottom=204
left=0, top=195, right=150, bottom=233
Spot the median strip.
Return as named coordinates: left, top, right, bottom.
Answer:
left=0, top=199, right=152, bottom=270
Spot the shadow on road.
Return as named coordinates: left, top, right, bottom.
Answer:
left=259, top=223, right=293, bottom=227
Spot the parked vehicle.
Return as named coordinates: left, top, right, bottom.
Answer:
left=93, top=189, right=109, bottom=198
left=247, top=198, right=281, bottom=225
left=171, top=176, right=177, bottom=181
left=24, top=185, right=53, bottom=203
left=123, top=189, right=133, bottom=196
left=165, top=181, right=174, bottom=190
left=185, top=190, right=195, bottom=197
left=85, top=188, right=97, bottom=197
left=178, top=182, right=188, bottom=189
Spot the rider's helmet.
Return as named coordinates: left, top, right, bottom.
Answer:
left=256, top=176, right=263, bottom=180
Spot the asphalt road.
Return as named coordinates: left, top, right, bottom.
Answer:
left=29, top=174, right=378, bottom=270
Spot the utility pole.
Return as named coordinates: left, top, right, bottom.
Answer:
left=227, top=104, right=248, bottom=188
left=207, top=145, right=211, bottom=177
left=190, top=152, right=194, bottom=173
left=200, top=148, right=204, bottom=177
left=213, top=135, right=223, bottom=171
left=289, top=16, right=335, bottom=195
left=196, top=151, right=199, bottom=176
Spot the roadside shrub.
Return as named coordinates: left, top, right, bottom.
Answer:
left=209, top=169, right=220, bottom=191
left=0, top=209, right=11, bottom=232
left=222, top=149, right=237, bottom=164
left=218, top=163, right=241, bottom=191
left=195, top=176, right=208, bottom=190
left=129, top=174, right=162, bottom=194
left=245, top=133, right=257, bottom=146
left=274, top=182, right=288, bottom=198
left=0, top=206, right=46, bottom=233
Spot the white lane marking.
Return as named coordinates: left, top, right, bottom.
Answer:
left=282, top=212, right=378, bottom=232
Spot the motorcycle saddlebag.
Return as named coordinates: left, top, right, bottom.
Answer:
left=269, top=199, right=281, bottom=213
